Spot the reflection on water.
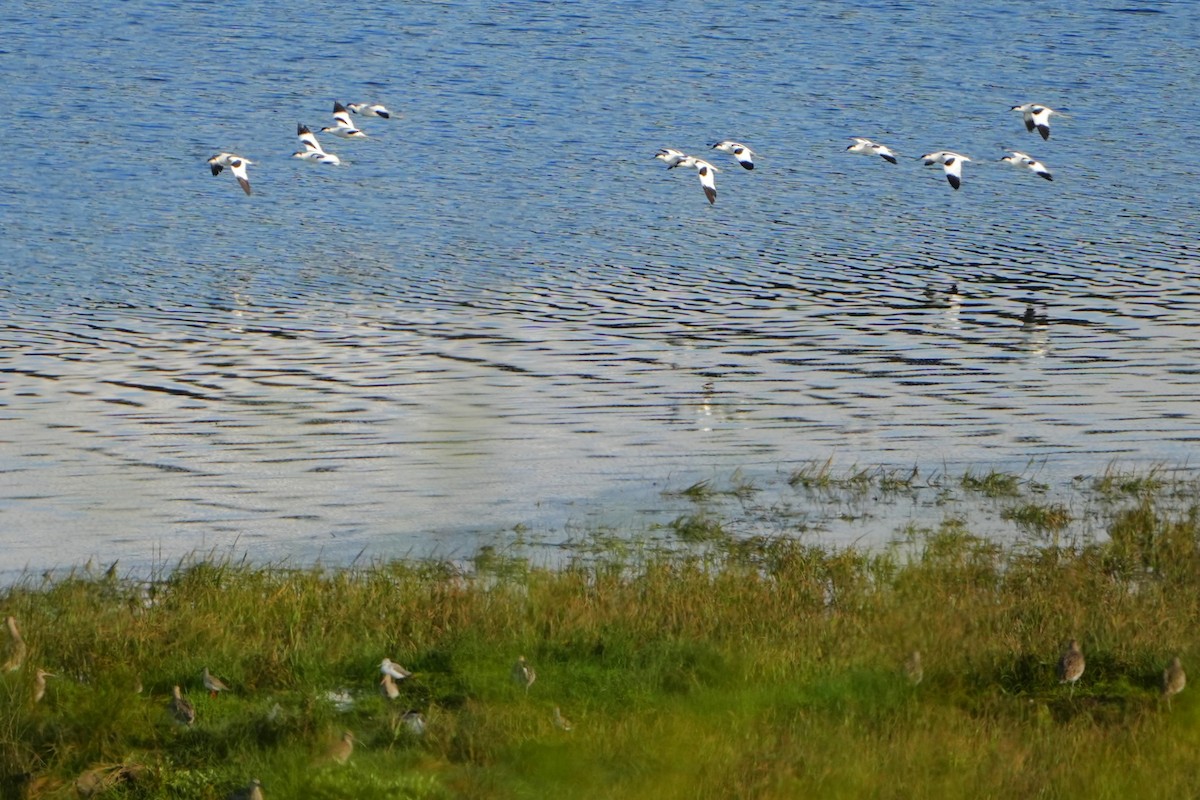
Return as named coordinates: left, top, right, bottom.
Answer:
left=2, top=1, right=1200, bottom=574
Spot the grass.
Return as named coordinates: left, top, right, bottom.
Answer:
left=3, top=468, right=1200, bottom=798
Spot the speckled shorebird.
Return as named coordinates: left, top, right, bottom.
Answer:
left=512, top=656, right=536, bottom=693
left=3, top=616, right=27, bottom=672
left=379, top=672, right=401, bottom=700
left=904, top=650, right=923, bottom=686
left=226, top=778, right=264, bottom=800
left=32, top=668, right=54, bottom=704
left=1162, top=656, right=1186, bottom=708
left=325, top=731, right=355, bottom=764
left=169, top=685, right=196, bottom=726
left=1057, top=639, right=1085, bottom=693
left=203, top=667, right=231, bottom=697
left=553, top=706, right=573, bottom=731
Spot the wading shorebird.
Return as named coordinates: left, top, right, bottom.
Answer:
left=512, top=656, right=536, bottom=693
left=206, top=153, right=253, bottom=195
left=1010, top=102, right=1059, bottom=140
left=1057, top=639, right=1085, bottom=693
left=1163, top=656, right=1186, bottom=709
left=33, top=669, right=54, bottom=704
left=203, top=667, right=231, bottom=697
left=846, top=137, right=898, bottom=164
left=169, top=685, right=196, bottom=726
left=1000, top=150, right=1053, bottom=181
left=921, top=151, right=971, bottom=190
left=709, top=140, right=756, bottom=170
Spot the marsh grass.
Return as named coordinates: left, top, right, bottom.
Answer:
left=3, top=469, right=1200, bottom=797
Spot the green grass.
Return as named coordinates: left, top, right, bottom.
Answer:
left=3, top=470, right=1200, bottom=798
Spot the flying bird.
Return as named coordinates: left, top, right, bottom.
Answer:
left=846, top=137, right=898, bottom=164
left=1010, top=103, right=1059, bottom=140
left=709, top=140, right=756, bottom=169
left=677, top=155, right=720, bottom=204
left=921, top=151, right=971, bottom=190
left=653, top=148, right=689, bottom=168
left=1000, top=151, right=1053, bottom=181
left=206, top=153, right=253, bottom=195
left=292, top=124, right=341, bottom=165
left=347, top=103, right=391, bottom=119
left=321, top=102, right=366, bottom=139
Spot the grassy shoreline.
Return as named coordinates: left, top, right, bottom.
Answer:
left=3, top=466, right=1199, bottom=798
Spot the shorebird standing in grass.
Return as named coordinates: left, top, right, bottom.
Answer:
left=33, top=669, right=53, bottom=704
left=1162, top=656, right=1186, bottom=709
left=325, top=731, right=355, bottom=765
left=3, top=616, right=27, bottom=672
left=553, top=706, right=573, bottom=731
left=380, top=658, right=412, bottom=681
left=1057, top=639, right=1085, bottom=694
left=401, top=710, right=427, bottom=736
left=512, top=656, right=536, bottom=693
left=169, top=685, right=196, bottom=726
left=904, top=650, right=923, bottom=686
left=226, top=778, right=264, bottom=800
left=379, top=673, right=401, bottom=700
left=203, top=667, right=230, bottom=697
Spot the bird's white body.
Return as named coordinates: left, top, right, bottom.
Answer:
left=709, top=140, right=756, bottom=169
left=207, top=153, right=253, bottom=195
left=654, top=148, right=689, bottom=168
left=322, top=102, right=366, bottom=138
left=1010, top=103, right=1058, bottom=140
left=293, top=123, right=341, bottom=165
left=677, top=156, right=720, bottom=205
left=921, top=150, right=971, bottom=190
left=1000, top=150, right=1053, bottom=181
left=846, top=137, right=898, bottom=164
left=380, top=658, right=412, bottom=681
left=347, top=102, right=391, bottom=119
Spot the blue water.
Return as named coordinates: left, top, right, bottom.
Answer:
left=2, top=1, right=1200, bottom=574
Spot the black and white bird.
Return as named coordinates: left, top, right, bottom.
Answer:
left=709, top=140, right=756, bottom=170
left=921, top=151, right=971, bottom=190
left=1000, top=151, right=1053, bottom=181
left=653, top=148, right=689, bottom=168
left=1010, top=103, right=1059, bottom=140
left=846, top=137, right=898, bottom=164
left=321, top=102, right=366, bottom=139
left=292, top=123, right=341, bottom=165
left=346, top=102, right=391, bottom=119
left=677, top=155, right=720, bottom=204
left=207, top=153, right=253, bottom=195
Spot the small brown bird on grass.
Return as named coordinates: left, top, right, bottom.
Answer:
left=169, top=685, right=196, bottom=726
left=512, top=656, right=536, bottom=693
left=33, top=668, right=54, bottom=703
left=1057, top=639, right=1085, bottom=694
left=324, top=731, right=354, bottom=765
left=1163, top=656, right=1186, bottom=709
